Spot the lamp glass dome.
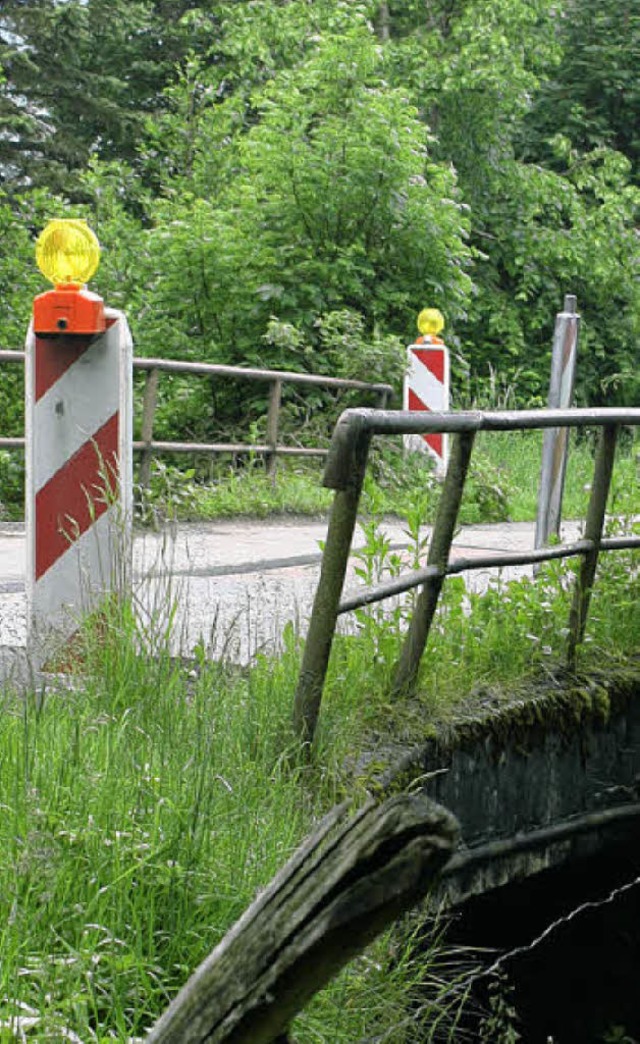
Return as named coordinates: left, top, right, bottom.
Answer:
left=417, top=308, right=445, bottom=337
left=36, top=219, right=101, bottom=286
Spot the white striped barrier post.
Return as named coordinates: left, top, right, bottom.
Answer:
left=403, top=309, right=450, bottom=478
left=26, top=221, right=133, bottom=667
left=535, top=294, right=580, bottom=549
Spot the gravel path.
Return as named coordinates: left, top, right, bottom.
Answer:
left=0, top=517, right=582, bottom=680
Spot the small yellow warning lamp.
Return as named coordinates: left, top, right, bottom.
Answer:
left=33, top=219, right=106, bottom=336
left=416, top=308, right=445, bottom=343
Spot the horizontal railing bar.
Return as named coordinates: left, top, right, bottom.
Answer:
left=0, top=349, right=392, bottom=395
left=133, top=356, right=393, bottom=393
left=323, top=408, right=640, bottom=491
left=132, top=440, right=328, bottom=458
left=0, top=437, right=329, bottom=458
left=333, top=406, right=640, bottom=438
left=600, top=534, right=640, bottom=551
left=338, top=535, right=640, bottom=614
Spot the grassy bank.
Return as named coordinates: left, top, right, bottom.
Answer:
left=0, top=603, right=480, bottom=1042
left=0, top=421, right=637, bottom=1039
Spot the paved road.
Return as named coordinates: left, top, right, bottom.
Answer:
left=0, top=516, right=581, bottom=675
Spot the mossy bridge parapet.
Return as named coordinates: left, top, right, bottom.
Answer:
left=369, top=663, right=640, bottom=908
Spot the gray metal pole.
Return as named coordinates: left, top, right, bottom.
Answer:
left=535, top=295, right=580, bottom=548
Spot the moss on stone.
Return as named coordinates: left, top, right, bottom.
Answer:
left=357, top=656, right=640, bottom=792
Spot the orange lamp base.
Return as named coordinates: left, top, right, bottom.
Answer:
left=33, top=285, right=106, bottom=336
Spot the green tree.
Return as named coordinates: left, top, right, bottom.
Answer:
left=524, top=0, right=640, bottom=179
left=140, top=28, right=473, bottom=368
left=380, top=0, right=639, bottom=404
left=0, top=0, right=214, bottom=196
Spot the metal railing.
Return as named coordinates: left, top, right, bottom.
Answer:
left=293, top=406, right=640, bottom=743
left=0, top=350, right=393, bottom=485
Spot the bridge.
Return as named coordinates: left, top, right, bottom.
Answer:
left=286, top=403, right=640, bottom=898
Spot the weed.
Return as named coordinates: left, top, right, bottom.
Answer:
left=135, top=458, right=199, bottom=527
left=478, top=972, right=522, bottom=1043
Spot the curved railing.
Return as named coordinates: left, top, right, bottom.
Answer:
left=293, top=406, right=640, bottom=742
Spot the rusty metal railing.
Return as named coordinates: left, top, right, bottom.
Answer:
left=0, top=350, right=393, bottom=485
left=293, top=407, right=640, bottom=744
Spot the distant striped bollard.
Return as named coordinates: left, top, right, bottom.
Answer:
left=403, top=308, right=450, bottom=478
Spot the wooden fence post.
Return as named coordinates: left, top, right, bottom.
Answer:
left=377, top=386, right=391, bottom=409
left=567, top=424, right=618, bottom=667
left=139, top=367, right=159, bottom=491
left=145, top=791, right=459, bottom=1044
left=391, top=431, right=476, bottom=697
left=293, top=418, right=372, bottom=745
left=266, top=378, right=282, bottom=478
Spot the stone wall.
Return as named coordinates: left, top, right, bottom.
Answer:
left=371, top=665, right=640, bottom=905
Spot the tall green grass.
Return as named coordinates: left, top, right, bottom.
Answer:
left=321, top=474, right=640, bottom=733
left=0, top=630, right=314, bottom=1038
left=0, top=599, right=479, bottom=1042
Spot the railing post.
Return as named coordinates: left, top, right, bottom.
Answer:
left=391, top=431, right=476, bottom=697
left=377, top=386, right=390, bottom=409
left=567, top=424, right=618, bottom=668
left=293, top=426, right=372, bottom=746
left=139, top=367, right=159, bottom=491
left=266, top=378, right=282, bottom=478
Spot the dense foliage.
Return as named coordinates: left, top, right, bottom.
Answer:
left=0, top=0, right=638, bottom=445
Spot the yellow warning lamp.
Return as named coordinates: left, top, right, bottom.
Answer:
left=417, top=308, right=445, bottom=340
left=33, top=219, right=106, bottom=336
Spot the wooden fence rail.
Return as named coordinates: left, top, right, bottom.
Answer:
left=146, top=791, right=459, bottom=1043
left=293, top=406, right=640, bottom=744
left=0, top=350, right=393, bottom=485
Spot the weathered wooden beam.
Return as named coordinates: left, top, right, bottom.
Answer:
left=146, top=792, right=459, bottom=1044
left=293, top=420, right=372, bottom=745
left=266, top=378, right=283, bottom=478
left=567, top=423, right=619, bottom=666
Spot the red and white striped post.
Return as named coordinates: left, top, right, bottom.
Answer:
left=26, top=221, right=132, bottom=665
left=403, top=308, right=450, bottom=478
